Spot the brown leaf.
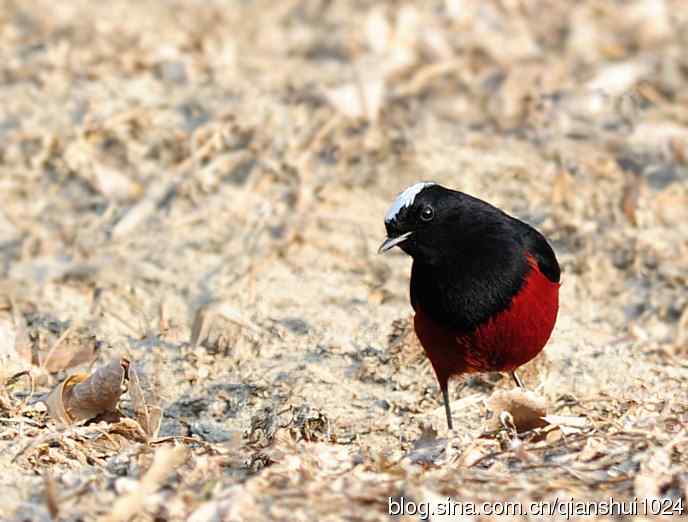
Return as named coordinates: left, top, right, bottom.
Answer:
left=485, top=389, right=548, bottom=433
left=46, top=358, right=127, bottom=425
left=108, top=417, right=150, bottom=443
left=46, top=373, right=85, bottom=424
left=128, top=361, right=163, bottom=438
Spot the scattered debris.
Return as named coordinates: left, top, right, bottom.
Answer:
left=128, top=360, right=163, bottom=439
left=484, top=388, right=549, bottom=433
left=45, top=358, right=127, bottom=425
left=0, top=0, right=687, bottom=520
left=103, top=446, right=188, bottom=522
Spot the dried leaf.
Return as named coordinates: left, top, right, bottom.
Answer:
left=107, top=417, right=150, bottom=443
left=46, top=373, right=85, bottom=424
left=46, top=358, right=127, bottom=424
left=128, top=361, right=162, bottom=438
left=485, top=389, right=548, bottom=433
left=542, top=415, right=589, bottom=429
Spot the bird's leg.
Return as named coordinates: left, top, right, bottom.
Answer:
left=441, top=384, right=454, bottom=430
left=511, top=371, right=525, bottom=389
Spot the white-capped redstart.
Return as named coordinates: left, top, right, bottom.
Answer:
left=380, top=182, right=560, bottom=429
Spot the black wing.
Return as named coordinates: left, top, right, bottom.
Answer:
left=517, top=220, right=561, bottom=283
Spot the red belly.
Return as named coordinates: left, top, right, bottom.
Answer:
left=414, top=257, right=559, bottom=388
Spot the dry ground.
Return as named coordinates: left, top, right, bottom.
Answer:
left=0, top=1, right=687, bottom=521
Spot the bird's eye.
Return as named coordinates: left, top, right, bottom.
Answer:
left=420, top=206, right=434, bottom=222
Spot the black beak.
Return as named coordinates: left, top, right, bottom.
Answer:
left=378, top=231, right=413, bottom=254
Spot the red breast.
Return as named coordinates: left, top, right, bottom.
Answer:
left=414, top=255, right=559, bottom=387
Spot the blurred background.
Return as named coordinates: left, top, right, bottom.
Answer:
left=0, top=1, right=687, bottom=520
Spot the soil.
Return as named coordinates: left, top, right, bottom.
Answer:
left=0, top=1, right=687, bottom=521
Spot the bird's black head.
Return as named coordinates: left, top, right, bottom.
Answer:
left=379, top=182, right=512, bottom=265
left=379, top=181, right=561, bottom=335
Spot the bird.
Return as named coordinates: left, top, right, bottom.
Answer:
left=379, top=182, right=560, bottom=430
